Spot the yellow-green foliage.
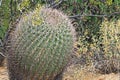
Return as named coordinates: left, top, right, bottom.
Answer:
left=100, top=19, right=120, bottom=56
left=17, top=0, right=30, bottom=12
left=23, top=4, right=43, bottom=26
left=77, top=19, right=120, bottom=58
left=106, top=0, right=113, bottom=5
left=90, top=0, right=113, bottom=5
left=77, top=29, right=100, bottom=55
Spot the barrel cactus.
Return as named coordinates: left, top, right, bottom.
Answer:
left=5, top=6, right=76, bottom=80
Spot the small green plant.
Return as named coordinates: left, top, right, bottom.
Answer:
left=5, top=6, right=76, bottom=80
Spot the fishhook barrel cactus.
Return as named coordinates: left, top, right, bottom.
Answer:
left=5, top=6, right=76, bottom=80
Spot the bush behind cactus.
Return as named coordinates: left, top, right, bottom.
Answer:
left=5, top=6, right=76, bottom=80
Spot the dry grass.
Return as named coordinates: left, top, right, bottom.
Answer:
left=62, top=64, right=120, bottom=80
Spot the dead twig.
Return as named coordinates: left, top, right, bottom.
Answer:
left=47, top=0, right=63, bottom=8
left=69, top=12, right=120, bottom=18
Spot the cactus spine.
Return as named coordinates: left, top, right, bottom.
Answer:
left=5, top=7, right=76, bottom=80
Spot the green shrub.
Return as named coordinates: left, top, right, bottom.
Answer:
left=0, top=0, right=10, bottom=39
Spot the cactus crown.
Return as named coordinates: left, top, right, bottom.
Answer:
left=6, top=6, right=76, bottom=80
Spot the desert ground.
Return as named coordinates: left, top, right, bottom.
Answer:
left=0, top=62, right=119, bottom=80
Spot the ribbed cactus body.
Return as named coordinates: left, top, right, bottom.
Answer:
left=5, top=7, right=76, bottom=80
